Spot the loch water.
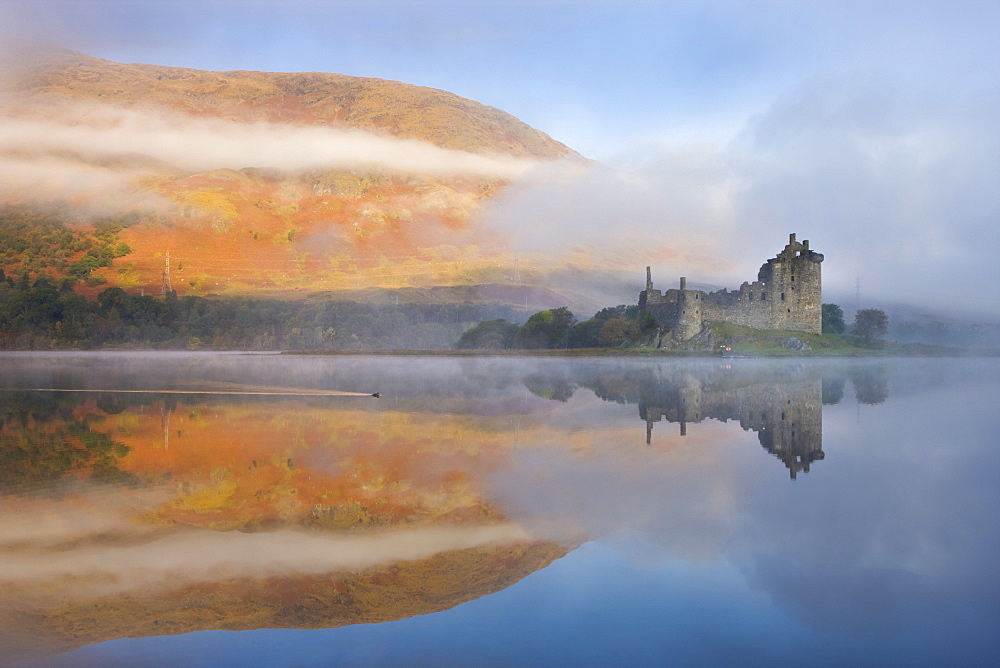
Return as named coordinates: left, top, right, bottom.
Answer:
left=1, top=352, right=998, bottom=667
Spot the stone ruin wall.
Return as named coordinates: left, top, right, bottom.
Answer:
left=640, top=233, right=824, bottom=340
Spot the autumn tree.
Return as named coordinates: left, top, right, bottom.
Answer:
left=515, top=307, right=576, bottom=349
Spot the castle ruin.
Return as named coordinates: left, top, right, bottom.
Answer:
left=640, top=233, right=824, bottom=340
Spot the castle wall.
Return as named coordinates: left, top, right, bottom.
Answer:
left=639, top=233, right=824, bottom=340
left=640, top=285, right=704, bottom=341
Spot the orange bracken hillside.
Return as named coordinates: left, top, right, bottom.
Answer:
left=2, top=44, right=573, bottom=159
left=0, top=43, right=580, bottom=298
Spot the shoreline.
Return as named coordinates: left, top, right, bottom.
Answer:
left=279, top=346, right=997, bottom=358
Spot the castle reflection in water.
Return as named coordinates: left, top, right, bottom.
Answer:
left=569, top=362, right=885, bottom=480
left=638, top=369, right=824, bottom=479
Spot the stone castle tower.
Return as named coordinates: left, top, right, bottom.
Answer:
left=640, top=233, right=824, bottom=340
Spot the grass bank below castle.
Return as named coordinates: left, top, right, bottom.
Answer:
left=653, top=322, right=984, bottom=357
left=286, top=322, right=993, bottom=357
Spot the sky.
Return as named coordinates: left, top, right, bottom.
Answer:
left=1, top=0, right=999, bottom=317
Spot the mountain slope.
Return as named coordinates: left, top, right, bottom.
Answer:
left=2, top=43, right=573, bottom=160
left=0, top=43, right=580, bottom=300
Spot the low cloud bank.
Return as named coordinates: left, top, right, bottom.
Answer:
left=0, top=520, right=532, bottom=597
left=0, top=152, right=160, bottom=208
left=485, top=76, right=1000, bottom=317
left=0, top=102, right=536, bottom=204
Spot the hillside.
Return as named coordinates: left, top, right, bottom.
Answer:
left=1, top=44, right=573, bottom=159
left=0, top=43, right=579, bottom=301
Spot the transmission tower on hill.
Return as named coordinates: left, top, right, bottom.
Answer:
left=161, top=251, right=173, bottom=295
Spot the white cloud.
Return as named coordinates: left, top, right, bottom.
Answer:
left=0, top=102, right=537, bottom=182
left=483, top=76, right=1000, bottom=317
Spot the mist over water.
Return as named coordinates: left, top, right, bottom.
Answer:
left=1, top=352, right=998, bottom=665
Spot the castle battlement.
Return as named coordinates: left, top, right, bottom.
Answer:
left=640, top=233, right=823, bottom=340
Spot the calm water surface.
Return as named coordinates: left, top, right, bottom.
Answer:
left=1, top=352, right=998, bottom=667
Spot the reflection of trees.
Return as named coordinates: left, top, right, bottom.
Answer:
left=523, top=373, right=576, bottom=402
left=850, top=367, right=890, bottom=405
left=0, top=393, right=131, bottom=494
left=822, top=378, right=845, bottom=405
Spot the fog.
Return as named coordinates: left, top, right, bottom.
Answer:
left=0, top=515, right=531, bottom=597
left=484, top=77, right=1000, bottom=318
left=0, top=501, right=163, bottom=549
left=0, top=102, right=535, bottom=183
left=0, top=152, right=156, bottom=208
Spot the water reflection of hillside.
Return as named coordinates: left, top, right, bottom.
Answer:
left=0, top=354, right=572, bottom=661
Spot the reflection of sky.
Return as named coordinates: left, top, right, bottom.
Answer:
left=13, top=357, right=1000, bottom=665
left=48, top=540, right=1000, bottom=667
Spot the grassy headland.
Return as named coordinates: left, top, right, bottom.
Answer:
left=286, top=321, right=991, bottom=357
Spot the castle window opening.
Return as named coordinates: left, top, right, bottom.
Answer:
left=761, top=293, right=766, bottom=300
left=781, top=292, right=785, bottom=301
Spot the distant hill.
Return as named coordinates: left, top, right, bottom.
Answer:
left=0, top=43, right=580, bottom=302
left=0, top=43, right=573, bottom=159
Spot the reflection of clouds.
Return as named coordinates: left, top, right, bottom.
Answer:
left=0, top=520, right=531, bottom=598
left=0, top=501, right=157, bottom=549
left=733, top=382, right=1000, bottom=632
left=485, top=360, right=1000, bottom=634
left=487, top=408, right=743, bottom=559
